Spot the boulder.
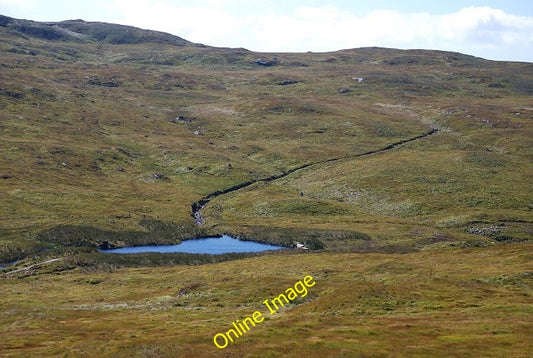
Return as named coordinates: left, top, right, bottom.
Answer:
left=255, top=58, right=276, bottom=66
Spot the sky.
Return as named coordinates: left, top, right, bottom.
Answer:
left=1, top=0, right=532, bottom=62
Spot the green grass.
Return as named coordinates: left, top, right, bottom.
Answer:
left=0, top=243, right=531, bottom=357
left=0, top=17, right=532, bottom=357
left=1, top=36, right=530, bottom=256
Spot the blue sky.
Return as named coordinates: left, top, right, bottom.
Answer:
left=1, top=0, right=532, bottom=61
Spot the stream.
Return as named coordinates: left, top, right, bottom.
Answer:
left=192, top=128, right=439, bottom=224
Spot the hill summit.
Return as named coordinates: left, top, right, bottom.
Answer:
left=0, top=14, right=193, bottom=45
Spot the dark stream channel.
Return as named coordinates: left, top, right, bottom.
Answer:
left=191, top=128, right=439, bottom=224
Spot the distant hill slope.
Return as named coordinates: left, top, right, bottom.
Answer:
left=0, top=15, right=531, bottom=264
left=0, top=16, right=531, bottom=358
left=0, top=14, right=194, bottom=45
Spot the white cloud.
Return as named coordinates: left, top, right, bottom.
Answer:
left=0, top=0, right=39, bottom=11
left=2, top=0, right=532, bottom=61
left=103, top=0, right=239, bottom=45
left=243, top=5, right=533, bottom=60
left=0, top=0, right=31, bottom=5
left=232, top=5, right=532, bottom=59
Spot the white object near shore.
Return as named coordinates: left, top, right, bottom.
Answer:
left=295, top=242, right=309, bottom=250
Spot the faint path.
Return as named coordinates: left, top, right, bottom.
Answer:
left=2, top=258, right=62, bottom=275
left=192, top=128, right=439, bottom=224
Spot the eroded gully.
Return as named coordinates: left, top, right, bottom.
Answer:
left=192, top=128, right=439, bottom=225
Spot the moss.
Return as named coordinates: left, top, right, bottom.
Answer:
left=1, top=244, right=532, bottom=356
left=0, top=17, right=531, bottom=267
left=36, top=219, right=205, bottom=250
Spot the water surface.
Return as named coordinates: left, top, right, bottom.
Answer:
left=100, top=235, right=283, bottom=254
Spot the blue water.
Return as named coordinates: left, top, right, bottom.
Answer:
left=99, top=235, right=283, bottom=254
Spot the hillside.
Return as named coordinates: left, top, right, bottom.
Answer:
left=1, top=244, right=531, bottom=357
left=1, top=15, right=531, bottom=262
left=0, top=15, right=193, bottom=45
left=0, top=15, right=532, bottom=357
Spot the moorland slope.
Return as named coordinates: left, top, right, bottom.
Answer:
left=0, top=15, right=532, bottom=357
left=0, top=15, right=531, bottom=262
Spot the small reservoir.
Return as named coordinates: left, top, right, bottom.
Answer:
left=99, top=235, right=283, bottom=255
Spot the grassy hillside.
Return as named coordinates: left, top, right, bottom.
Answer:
left=0, top=16, right=532, bottom=357
left=1, top=16, right=530, bottom=262
left=1, top=244, right=531, bottom=357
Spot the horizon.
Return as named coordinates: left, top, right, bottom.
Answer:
left=0, top=0, right=532, bottom=62
left=1, top=13, right=531, bottom=64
